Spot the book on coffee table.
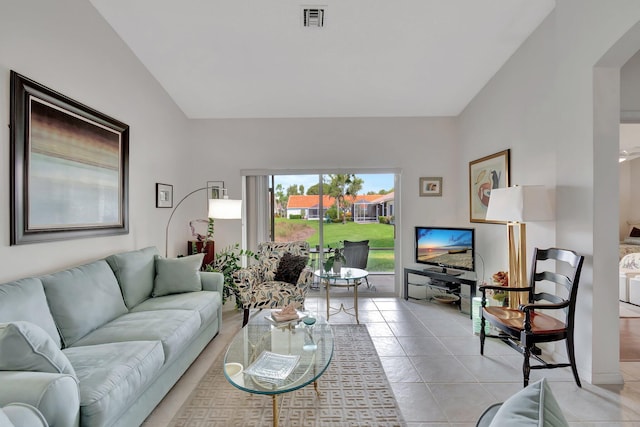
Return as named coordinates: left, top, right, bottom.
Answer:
left=245, top=351, right=300, bottom=382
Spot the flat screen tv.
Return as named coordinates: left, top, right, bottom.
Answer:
left=415, top=226, right=475, bottom=274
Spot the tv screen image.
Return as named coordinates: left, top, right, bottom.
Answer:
left=415, top=226, right=475, bottom=272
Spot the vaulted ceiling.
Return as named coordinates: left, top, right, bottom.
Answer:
left=90, top=0, right=555, bottom=119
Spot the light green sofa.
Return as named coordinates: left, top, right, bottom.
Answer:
left=0, top=246, right=224, bottom=427
left=0, top=403, right=48, bottom=427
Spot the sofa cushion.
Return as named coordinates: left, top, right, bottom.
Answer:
left=0, top=278, right=61, bottom=348
left=152, top=254, right=204, bottom=297
left=40, top=260, right=128, bottom=348
left=105, top=246, right=159, bottom=309
left=0, top=321, right=76, bottom=378
left=72, top=309, right=201, bottom=362
left=488, top=378, right=568, bottom=426
left=63, top=341, right=164, bottom=427
left=131, top=291, right=221, bottom=325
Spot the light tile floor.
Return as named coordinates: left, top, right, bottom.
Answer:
left=144, top=284, right=640, bottom=426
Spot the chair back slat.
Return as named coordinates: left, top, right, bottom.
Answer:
left=529, top=247, right=584, bottom=327
left=533, top=291, right=564, bottom=305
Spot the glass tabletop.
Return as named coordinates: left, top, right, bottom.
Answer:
left=223, top=311, right=334, bottom=395
left=313, top=267, right=368, bottom=280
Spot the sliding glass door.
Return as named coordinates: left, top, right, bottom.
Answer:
left=271, top=173, right=395, bottom=274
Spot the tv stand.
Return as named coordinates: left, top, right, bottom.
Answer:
left=404, top=267, right=477, bottom=318
left=424, top=266, right=463, bottom=277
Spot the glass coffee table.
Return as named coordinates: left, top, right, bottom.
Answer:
left=223, top=311, right=334, bottom=427
left=314, top=267, right=368, bottom=324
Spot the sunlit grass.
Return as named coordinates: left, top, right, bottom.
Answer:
left=275, top=218, right=395, bottom=272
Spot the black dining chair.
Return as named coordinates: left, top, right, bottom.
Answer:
left=343, top=240, right=373, bottom=289
left=479, top=247, right=584, bottom=387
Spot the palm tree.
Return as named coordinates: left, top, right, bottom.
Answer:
left=326, top=174, right=363, bottom=223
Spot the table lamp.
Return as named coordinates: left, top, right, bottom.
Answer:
left=485, top=185, right=553, bottom=308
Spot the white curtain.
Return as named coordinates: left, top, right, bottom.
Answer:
left=242, top=175, right=270, bottom=253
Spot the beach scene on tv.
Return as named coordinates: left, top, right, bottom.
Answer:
left=416, top=228, right=473, bottom=270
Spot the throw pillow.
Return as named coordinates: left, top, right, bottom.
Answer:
left=153, top=254, right=204, bottom=297
left=631, top=227, right=640, bottom=237
left=0, top=321, right=76, bottom=379
left=488, top=378, right=568, bottom=427
left=274, top=253, right=309, bottom=284
left=624, top=237, right=640, bottom=245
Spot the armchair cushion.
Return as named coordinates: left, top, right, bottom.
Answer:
left=274, top=253, right=309, bottom=284
left=236, top=241, right=312, bottom=312
left=152, top=254, right=204, bottom=297
left=0, top=321, right=76, bottom=378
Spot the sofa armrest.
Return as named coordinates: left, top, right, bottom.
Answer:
left=1, top=403, right=48, bottom=427
left=0, top=371, right=80, bottom=427
left=200, top=271, right=224, bottom=294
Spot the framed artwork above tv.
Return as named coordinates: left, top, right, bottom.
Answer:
left=468, top=149, right=510, bottom=223
left=10, top=71, right=130, bottom=244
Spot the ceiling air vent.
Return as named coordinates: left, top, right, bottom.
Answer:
left=302, top=7, right=325, bottom=28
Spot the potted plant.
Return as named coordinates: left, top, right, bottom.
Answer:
left=203, top=243, right=257, bottom=308
left=323, top=242, right=346, bottom=274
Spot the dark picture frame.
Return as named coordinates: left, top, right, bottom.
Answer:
left=10, top=71, right=129, bottom=244
left=469, top=149, right=510, bottom=223
left=156, top=183, right=173, bottom=208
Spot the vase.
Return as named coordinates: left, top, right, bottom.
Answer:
left=332, top=261, right=343, bottom=274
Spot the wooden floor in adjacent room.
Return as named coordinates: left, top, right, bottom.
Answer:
left=621, top=317, right=640, bottom=361
left=620, top=302, right=640, bottom=361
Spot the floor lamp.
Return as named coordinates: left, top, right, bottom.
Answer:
left=165, top=183, right=242, bottom=257
left=485, top=185, right=553, bottom=309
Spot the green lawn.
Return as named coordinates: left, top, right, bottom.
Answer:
left=275, top=218, right=395, bottom=272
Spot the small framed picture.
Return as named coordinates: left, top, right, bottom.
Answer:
left=156, top=183, right=173, bottom=208
left=419, top=177, right=442, bottom=197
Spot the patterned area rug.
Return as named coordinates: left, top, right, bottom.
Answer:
left=170, top=324, right=405, bottom=426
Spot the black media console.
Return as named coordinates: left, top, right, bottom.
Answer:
left=403, top=267, right=477, bottom=318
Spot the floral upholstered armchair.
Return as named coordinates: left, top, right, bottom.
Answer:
left=234, top=241, right=314, bottom=326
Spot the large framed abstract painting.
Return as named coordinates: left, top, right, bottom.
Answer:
left=10, top=71, right=129, bottom=244
left=469, top=149, right=510, bottom=223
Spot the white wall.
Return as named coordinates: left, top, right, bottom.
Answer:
left=458, top=0, right=640, bottom=384
left=187, top=117, right=459, bottom=277
left=0, top=0, right=192, bottom=281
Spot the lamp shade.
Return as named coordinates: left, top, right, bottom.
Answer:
left=485, top=185, right=553, bottom=222
left=208, top=198, right=242, bottom=219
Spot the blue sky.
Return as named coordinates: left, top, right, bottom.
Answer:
left=274, top=173, right=394, bottom=195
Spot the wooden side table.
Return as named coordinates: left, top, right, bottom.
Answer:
left=187, top=241, right=215, bottom=268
